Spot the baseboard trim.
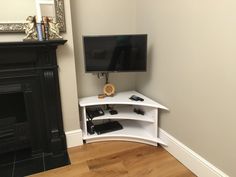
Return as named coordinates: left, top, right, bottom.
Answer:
left=159, top=129, right=229, bottom=177
left=65, top=129, right=83, bottom=148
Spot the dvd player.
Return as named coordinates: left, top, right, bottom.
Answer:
left=94, top=121, right=123, bottom=135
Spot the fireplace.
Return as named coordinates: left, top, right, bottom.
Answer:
left=0, top=40, right=69, bottom=177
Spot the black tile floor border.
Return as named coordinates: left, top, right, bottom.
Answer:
left=0, top=152, right=15, bottom=166
left=44, top=151, right=70, bottom=171
left=0, top=163, right=14, bottom=177
left=15, top=149, right=42, bottom=162
left=0, top=149, right=70, bottom=177
left=13, top=157, right=44, bottom=177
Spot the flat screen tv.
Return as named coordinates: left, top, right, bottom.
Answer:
left=83, top=34, right=147, bottom=72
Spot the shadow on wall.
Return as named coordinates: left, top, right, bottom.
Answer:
left=136, top=45, right=154, bottom=89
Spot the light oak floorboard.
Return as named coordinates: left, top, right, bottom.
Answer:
left=31, top=141, right=196, bottom=177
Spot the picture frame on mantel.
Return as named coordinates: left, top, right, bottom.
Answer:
left=0, top=0, right=66, bottom=33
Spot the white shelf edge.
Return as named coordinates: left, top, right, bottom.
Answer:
left=91, top=115, right=154, bottom=123
left=80, top=102, right=168, bottom=110
left=79, top=91, right=168, bottom=110
left=85, top=138, right=158, bottom=146
left=84, top=134, right=166, bottom=146
left=90, top=107, right=154, bottom=123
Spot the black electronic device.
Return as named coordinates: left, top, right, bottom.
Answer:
left=94, top=121, right=123, bottom=135
left=134, top=108, right=145, bottom=115
left=129, top=95, right=144, bottom=101
left=86, top=107, right=104, bottom=119
left=83, top=34, right=147, bottom=72
left=109, top=110, right=118, bottom=115
left=87, top=120, right=95, bottom=134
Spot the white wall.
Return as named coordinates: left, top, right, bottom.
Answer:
left=70, top=0, right=137, bottom=97
left=136, top=0, right=236, bottom=176
left=57, top=0, right=80, bottom=131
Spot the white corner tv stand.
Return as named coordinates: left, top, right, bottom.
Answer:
left=79, top=91, right=168, bottom=146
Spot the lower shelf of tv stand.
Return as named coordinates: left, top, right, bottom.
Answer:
left=83, top=121, right=167, bottom=146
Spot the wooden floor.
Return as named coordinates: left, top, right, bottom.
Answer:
left=31, top=141, right=196, bottom=177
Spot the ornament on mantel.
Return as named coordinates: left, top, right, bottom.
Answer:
left=48, top=17, right=63, bottom=39
left=23, top=15, right=63, bottom=41
left=23, top=16, right=37, bottom=40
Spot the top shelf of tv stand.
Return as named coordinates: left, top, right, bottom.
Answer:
left=79, top=91, right=168, bottom=110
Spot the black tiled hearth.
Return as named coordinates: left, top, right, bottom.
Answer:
left=0, top=152, right=15, bottom=166
left=44, top=150, right=70, bottom=170
left=14, top=156, right=44, bottom=177
left=0, top=148, right=70, bottom=177
left=0, top=163, right=13, bottom=177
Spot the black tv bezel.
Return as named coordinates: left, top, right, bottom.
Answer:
left=82, top=34, right=147, bottom=73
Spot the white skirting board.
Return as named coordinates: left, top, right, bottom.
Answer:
left=159, top=129, right=229, bottom=177
left=65, top=129, right=83, bottom=148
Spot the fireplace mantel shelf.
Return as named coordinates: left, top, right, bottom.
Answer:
left=0, top=39, right=67, bottom=48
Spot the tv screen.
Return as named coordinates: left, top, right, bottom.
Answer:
left=83, top=34, right=147, bottom=72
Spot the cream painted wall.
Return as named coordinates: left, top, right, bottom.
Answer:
left=0, top=0, right=80, bottom=131
left=136, top=0, right=236, bottom=176
left=56, top=0, right=80, bottom=131
left=70, top=0, right=137, bottom=97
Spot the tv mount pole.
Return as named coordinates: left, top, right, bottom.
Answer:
left=105, top=72, right=109, bottom=84
left=97, top=72, right=109, bottom=84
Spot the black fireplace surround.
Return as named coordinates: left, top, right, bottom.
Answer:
left=0, top=40, right=70, bottom=176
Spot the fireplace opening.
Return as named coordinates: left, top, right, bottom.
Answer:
left=0, top=92, right=31, bottom=154
left=0, top=92, right=27, bottom=123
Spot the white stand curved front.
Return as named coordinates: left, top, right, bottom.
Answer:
left=79, top=91, right=168, bottom=146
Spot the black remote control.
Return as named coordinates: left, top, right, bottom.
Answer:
left=109, top=110, right=118, bottom=115
left=129, top=95, right=144, bottom=101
